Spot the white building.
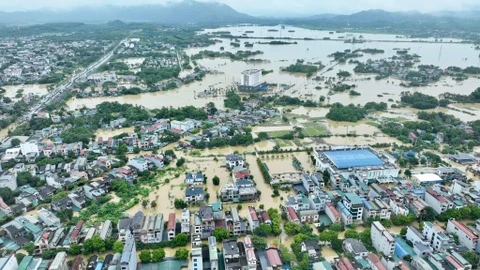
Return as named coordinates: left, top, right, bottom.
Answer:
left=50, top=251, right=68, bottom=270
left=423, top=221, right=452, bottom=252
left=38, top=208, right=61, bottom=228
left=446, top=219, right=479, bottom=250
left=325, top=202, right=341, bottom=224
left=424, top=189, right=453, bottom=214
left=0, top=171, right=17, bottom=191
left=20, top=142, right=39, bottom=158
left=240, top=69, right=263, bottom=87
left=389, top=200, right=409, bottom=216
left=413, top=173, right=444, bottom=185
left=0, top=253, right=18, bottom=270
left=128, top=157, right=149, bottom=172
left=371, top=221, right=395, bottom=256
left=170, top=120, right=195, bottom=133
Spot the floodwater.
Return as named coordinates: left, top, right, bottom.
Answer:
left=67, top=25, right=480, bottom=120
left=95, top=127, right=135, bottom=138
left=2, top=84, right=49, bottom=99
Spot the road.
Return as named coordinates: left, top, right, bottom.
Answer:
left=19, top=37, right=130, bottom=122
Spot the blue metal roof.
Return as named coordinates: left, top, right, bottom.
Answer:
left=338, top=202, right=351, bottom=217
left=324, top=149, right=384, bottom=169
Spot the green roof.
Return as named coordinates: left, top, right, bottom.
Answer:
left=210, top=202, right=222, bottom=212
left=23, top=222, right=42, bottom=234
left=18, top=256, right=33, bottom=270
left=344, top=192, right=363, bottom=205
left=355, top=258, right=369, bottom=268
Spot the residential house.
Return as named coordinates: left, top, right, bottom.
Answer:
left=247, top=206, right=259, bottom=231
left=301, top=239, right=322, bottom=260
left=49, top=251, right=68, bottom=270
left=325, top=202, right=341, bottom=224
left=131, top=211, right=144, bottom=242
left=185, top=187, right=205, bottom=204
left=209, top=236, right=219, bottom=270
left=446, top=219, right=479, bottom=250
left=424, top=189, right=453, bottom=214
left=120, top=236, right=137, bottom=270
left=0, top=171, right=17, bottom=191
left=286, top=206, right=300, bottom=224
left=423, top=221, right=452, bottom=252
left=98, top=220, right=112, bottom=240
left=343, top=238, right=368, bottom=257
left=38, top=208, right=61, bottom=228
left=223, top=239, right=247, bottom=270
left=185, top=173, right=204, bottom=186
left=171, top=120, right=194, bottom=133
left=371, top=221, right=395, bottom=256
left=167, top=213, right=176, bottom=241
left=128, top=157, right=150, bottom=172
left=225, top=154, right=245, bottom=169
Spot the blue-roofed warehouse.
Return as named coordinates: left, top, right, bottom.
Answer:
left=323, top=149, right=384, bottom=169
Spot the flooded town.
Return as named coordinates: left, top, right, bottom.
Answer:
left=0, top=2, right=480, bottom=270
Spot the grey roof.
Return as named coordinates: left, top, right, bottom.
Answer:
left=199, top=206, right=213, bottom=220
left=186, top=187, right=205, bottom=196
left=132, top=211, right=144, bottom=226
left=121, top=236, right=135, bottom=264
left=118, top=218, right=132, bottom=231
left=344, top=238, right=368, bottom=254
left=414, top=242, right=430, bottom=253
left=223, top=239, right=239, bottom=255
left=226, top=154, right=244, bottom=162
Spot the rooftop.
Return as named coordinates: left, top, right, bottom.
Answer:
left=323, top=149, right=384, bottom=169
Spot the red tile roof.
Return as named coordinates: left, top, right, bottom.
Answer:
left=167, top=213, right=176, bottom=231
left=266, top=249, right=282, bottom=267
left=446, top=256, right=463, bottom=269
left=342, top=258, right=355, bottom=270
left=451, top=219, right=479, bottom=240
left=287, top=206, right=299, bottom=221
left=249, top=206, right=258, bottom=221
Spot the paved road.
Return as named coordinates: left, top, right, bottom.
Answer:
left=18, top=37, right=130, bottom=122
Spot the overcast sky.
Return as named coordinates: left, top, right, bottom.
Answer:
left=2, top=0, right=479, bottom=16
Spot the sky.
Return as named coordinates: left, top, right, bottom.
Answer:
left=2, top=0, right=479, bottom=16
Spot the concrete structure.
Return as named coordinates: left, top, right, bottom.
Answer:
left=167, top=213, right=176, bottom=241
left=325, top=202, right=341, bottom=223
left=314, top=147, right=399, bottom=187
left=371, top=221, right=395, bottom=256
left=342, top=193, right=364, bottom=222
left=240, top=69, right=263, bottom=87
left=209, top=236, right=219, bottom=270
left=423, top=221, right=452, bottom=252
left=0, top=171, right=17, bottom=191
left=98, top=220, right=112, bottom=240
left=413, top=173, right=444, bottom=185
left=225, top=154, right=245, bottom=169
left=128, top=157, right=149, bottom=172
left=49, top=252, right=68, bottom=270
left=0, top=253, right=18, bottom=270
left=424, top=189, right=453, bottom=214
left=170, top=120, right=194, bottom=133
left=446, top=219, right=479, bottom=250
left=120, top=236, right=137, bottom=270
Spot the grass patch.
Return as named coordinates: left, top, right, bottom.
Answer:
left=365, top=121, right=380, bottom=128
left=302, top=122, right=328, bottom=137
left=293, top=139, right=303, bottom=147
left=267, top=130, right=292, bottom=138
left=275, top=139, right=294, bottom=147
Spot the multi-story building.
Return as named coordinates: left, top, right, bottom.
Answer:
left=181, top=209, right=190, bottom=235
left=342, top=193, right=364, bottom=222
left=185, top=187, right=205, bottom=204
left=240, top=69, right=263, bottom=87
left=371, top=221, right=395, bottom=256
left=140, top=214, right=163, bottom=243
left=424, top=189, right=453, bottom=214
left=185, top=173, right=204, bottom=186
left=225, top=208, right=246, bottom=236
left=120, top=236, right=137, bottom=270
left=167, top=213, right=176, bottom=241
left=209, top=236, right=219, bottom=270
left=362, top=198, right=392, bottom=221
left=325, top=202, right=341, bottom=224
left=0, top=253, right=18, bottom=270
left=247, top=206, right=259, bottom=231
left=170, top=120, right=194, bottom=133
left=225, top=154, right=245, bottom=169
left=49, top=252, right=68, bottom=270
left=286, top=206, right=300, bottom=224
left=423, top=221, right=452, bottom=252
left=128, top=157, right=150, bottom=172
left=446, top=219, right=479, bottom=250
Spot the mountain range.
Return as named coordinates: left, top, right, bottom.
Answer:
left=0, top=1, right=479, bottom=25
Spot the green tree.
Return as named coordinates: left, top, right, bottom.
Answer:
left=24, top=242, right=35, bottom=255
left=116, top=144, right=128, bottom=155
left=258, top=132, right=269, bottom=141
left=173, top=233, right=189, bottom=247
left=462, top=251, right=479, bottom=267
left=284, top=222, right=301, bottom=235
left=344, top=229, right=359, bottom=239
left=57, top=209, right=74, bottom=223
left=251, top=235, right=267, bottom=249
left=176, top=157, right=186, bottom=167
left=69, top=243, right=82, bottom=255
left=11, top=138, right=21, bottom=147
left=83, top=235, right=106, bottom=254
left=400, top=227, right=408, bottom=236
left=152, top=248, right=166, bottom=262
left=212, top=176, right=220, bottom=186
left=139, top=250, right=152, bottom=263
left=142, top=200, right=149, bottom=208
left=151, top=201, right=157, bottom=208
left=330, top=223, right=345, bottom=232
left=331, top=238, right=344, bottom=254
left=175, top=248, right=189, bottom=260
left=213, top=228, right=231, bottom=242
left=319, top=230, right=338, bottom=242
left=174, top=199, right=188, bottom=209
left=254, top=223, right=273, bottom=237
left=113, top=241, right=124, bottom=253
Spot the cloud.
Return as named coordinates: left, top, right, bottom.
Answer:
left=1, top=0, right=478, bottom=15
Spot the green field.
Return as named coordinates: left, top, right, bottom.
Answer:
left=266, top=130, right=292, bottom=138
left=274, top=139, right=294, bottom=147
left=302, top=122, right=328, bottom=137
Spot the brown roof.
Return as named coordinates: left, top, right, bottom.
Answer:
left=167, top=213, right=176, bottom=231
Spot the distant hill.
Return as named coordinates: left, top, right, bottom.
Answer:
left=0, top=1, right=255, bottom=25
